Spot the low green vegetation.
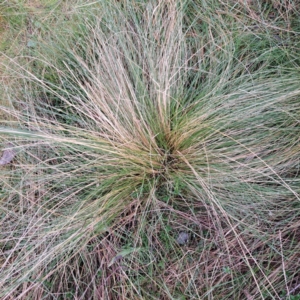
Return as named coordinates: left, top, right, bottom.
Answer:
left=0, top=1, right=300, bottom=299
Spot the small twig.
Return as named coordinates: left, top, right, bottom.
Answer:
left=285, top=283, right=300, bottom=299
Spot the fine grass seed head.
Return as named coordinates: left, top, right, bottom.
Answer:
left=0, top=0, right=300, bottom=299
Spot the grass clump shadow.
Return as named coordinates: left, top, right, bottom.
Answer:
left=0, top=0, right=300, bottom=299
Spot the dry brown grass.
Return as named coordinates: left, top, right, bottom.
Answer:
left=0, top=1, right=300, bottom=299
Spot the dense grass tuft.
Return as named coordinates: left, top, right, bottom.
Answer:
left=1, top=1, right=300, bottom=299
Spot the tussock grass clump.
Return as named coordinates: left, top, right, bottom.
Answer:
left=0, top=0, right=300, bottom=299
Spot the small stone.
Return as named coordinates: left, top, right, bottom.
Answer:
left=0, top=145, right=15, bottom=166
left=176, top=231, right=189, bottom=245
